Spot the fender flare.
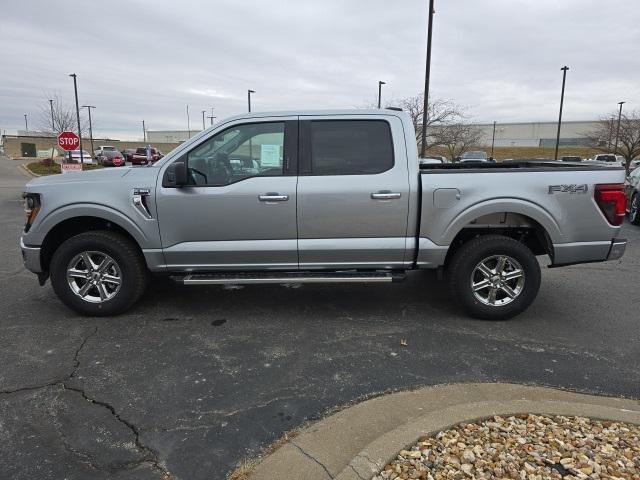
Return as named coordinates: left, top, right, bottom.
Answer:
left=35, top=203, right=150, bottom=248
left=440, top=198, right=564, bottom=245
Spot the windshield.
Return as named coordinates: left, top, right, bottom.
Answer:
left=102, top=146, right=116, bottom=151
left=462, top=151, right=487, bottom=159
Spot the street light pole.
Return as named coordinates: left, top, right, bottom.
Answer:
left=554, top=66, right=569, bottom=161
left=82, top=105, right=96, bottom=156
left=69, top=73, right=84, bottom=165
left=142, top=120, right=146, bottom=143
left=614, top=101, right=625, bottom=154
left=420, top=0, right=435, bottom=158
left=377, top=81, right=386, bottom=109
left=187, top=105, right=191, bottom=138
left=202, top=110, right=206, bottom=130
left=248, top=89, right=255, bottom=112
left=491, top=121, right=497, bottom=158
left=49, top=99, right=55, bottom=133
left=209, top=107, right=215, bottom=125
left=24, top=114, right=28, bottom=132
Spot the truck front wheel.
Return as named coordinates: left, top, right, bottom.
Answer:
left=447, top=234, right=541, bottom=320
left=49, top=230, right=148, bottom=316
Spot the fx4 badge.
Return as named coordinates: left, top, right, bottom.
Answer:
left=548, top=184, right=588, bottom=194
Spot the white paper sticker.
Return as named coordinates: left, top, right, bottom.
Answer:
left=260, top=145, right=281, bottom=167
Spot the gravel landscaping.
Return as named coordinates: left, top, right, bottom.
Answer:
left=375, top=414, right=639, bottom=480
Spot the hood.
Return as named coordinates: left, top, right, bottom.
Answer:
left=25, top=165, right=158, bottom=189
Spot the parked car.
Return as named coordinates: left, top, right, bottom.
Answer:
left=625, top=167, right=640, bottom=225
left=96, top=150, right=125, bottom=167
left=629, top=159, right=640, bottom=171
left=616, top=155, right=625, bottom=167
left=419, top=155, right=447, bottom=166
left=131, top=147, right=163, bottom=165
left=561, top=155, right=582, bottom=162
left=458, top=151, right=494, bottom=163
left=593, top=154, right=618, bottom=163
left=20, top=109, right=627, bottom=320
left=94, top=145, right=117, bottom=157
left=66, top=150, right=93, bottom=164
left=122, top=148, right=137, bottom=163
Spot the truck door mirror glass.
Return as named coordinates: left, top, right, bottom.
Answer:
left=164, top=161, right=188, bottom=187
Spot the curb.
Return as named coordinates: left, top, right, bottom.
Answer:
left=247, top=383, right=640, bottom=480
left=19, top=163, right=40, bottom=177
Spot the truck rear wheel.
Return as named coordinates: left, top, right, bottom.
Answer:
left=50, top=230, right=148, bottom=316
left=447, top=234, right=541, bottom=320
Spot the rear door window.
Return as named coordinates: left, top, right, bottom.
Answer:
left=308, top=120, right=394, bottom=175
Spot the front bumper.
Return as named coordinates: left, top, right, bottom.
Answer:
left=20, top=238, right=42, bottom=273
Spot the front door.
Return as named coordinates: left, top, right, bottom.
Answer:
left=156, top=118, right=299, bottom=271
left=296, top=115, right=410, bottom=269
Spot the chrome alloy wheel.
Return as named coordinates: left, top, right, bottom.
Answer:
left=470, top=255, right=525, bottom=306
left=66, top=251, right=122, bottom=303
left=630, top=194, right=639, bottom=223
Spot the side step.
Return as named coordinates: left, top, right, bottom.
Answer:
left=171, top=271, right=406, bottom=285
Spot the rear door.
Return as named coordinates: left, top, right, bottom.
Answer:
left=296, top=114, right=410, bottom=269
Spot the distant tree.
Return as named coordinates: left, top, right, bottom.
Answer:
left=588, top=111, right=640, bottom=172
left=431, top=121, right=484, bottom=161
left=388, top=93, right=463, bottom=150
left=37, top=94, right=88, bottom=136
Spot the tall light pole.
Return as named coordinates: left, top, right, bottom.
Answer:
left=248, top=89, right=255, bottom=112
left=23, top=114, right=28, bottom=132
left=142, top=120, right=146, bottom=143
left=377, top=81, right=386, bottom=109
left=49, top=99, right=55, bottom=133
left=82, top=105, right=96, bottom=156
left=614, top=101, right=625, bottom=154
left=69, top=73, right=84, bottom=164
left=554, top=66, right=569, bottom=161
left=208, top=107, right=215, bottom=125
left=201, top=110, right=206, bottom=130
left=187, top=105, right=191, bottom=138
left=420, top=0, right=435, bottom=158
left=490, top=121, right=497, bottom=158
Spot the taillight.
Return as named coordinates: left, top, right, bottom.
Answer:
left=594, top=183, right=626, bottom=226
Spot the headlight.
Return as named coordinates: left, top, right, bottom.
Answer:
left=22, top=193, right=41, bottom=232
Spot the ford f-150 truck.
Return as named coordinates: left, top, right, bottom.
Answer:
left=20, top=109, right=628, bottom=319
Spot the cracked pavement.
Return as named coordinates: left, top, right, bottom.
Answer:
left=1, top=157, right=639, bottom=479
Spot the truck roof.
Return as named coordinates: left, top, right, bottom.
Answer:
left=217, top=108, right=407, bottom=124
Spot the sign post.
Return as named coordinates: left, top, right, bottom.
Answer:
left=57, top=131, right=82, bottom=174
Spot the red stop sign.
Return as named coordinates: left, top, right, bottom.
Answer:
left=57, top=131, right=80, bottom=151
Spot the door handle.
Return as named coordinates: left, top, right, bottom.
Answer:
left=371, top=192, right=401, bottom=200
left=259, top=193, right=289, bottom=202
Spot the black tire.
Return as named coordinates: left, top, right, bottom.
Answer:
left=629, top=193, right=640, bottom=225
left=447, top=234, right=541, bottom=320
left=50, top=230, right=148, bottom=316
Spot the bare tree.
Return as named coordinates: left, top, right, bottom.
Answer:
left=431, top=122, right=484, bottom=160
left=37, top=94, right=88, bottom=136
left=390, top=93, right=462, bottom=150
left=588, top=111, right=640, bottom=172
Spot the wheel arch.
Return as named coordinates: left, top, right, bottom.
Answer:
left=39, top=212, right=146, bottom=272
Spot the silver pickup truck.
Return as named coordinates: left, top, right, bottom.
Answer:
left=20, top=109, right=628, bottom=319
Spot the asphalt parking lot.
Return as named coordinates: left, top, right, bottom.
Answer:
left=1, top=157, right=639, bottom=480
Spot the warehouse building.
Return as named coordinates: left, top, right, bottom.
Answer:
left=474, top=120, right=600, bottom=147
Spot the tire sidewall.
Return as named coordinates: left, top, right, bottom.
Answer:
left=451, top=237, right=541, bottom=320
left=50, top=233, right=141, bottom=316
left=630, top=193, right=640, bottom=225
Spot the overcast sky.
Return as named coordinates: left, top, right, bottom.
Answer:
left=1, top=0, right=639, bottom=139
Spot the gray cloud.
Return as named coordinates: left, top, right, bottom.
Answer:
left=1, top=0, right=638, bottom=139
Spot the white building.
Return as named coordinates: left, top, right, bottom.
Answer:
left=474, top=120, right=600, bottom=147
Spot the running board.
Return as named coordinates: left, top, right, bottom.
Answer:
left=172, top=271, right=406, bottom=285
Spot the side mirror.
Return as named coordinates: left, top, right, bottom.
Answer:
left=489, top=156, right=495, bottom=162
left=163, top=161, right=188, bottom=187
